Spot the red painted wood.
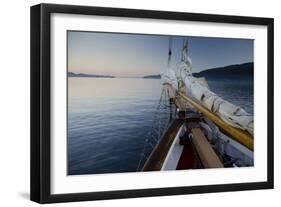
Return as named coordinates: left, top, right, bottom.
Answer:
left=176, top=144, right=195, bottom=170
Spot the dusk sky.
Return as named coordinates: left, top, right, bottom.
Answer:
left=68, top=31, right=253, bottom=77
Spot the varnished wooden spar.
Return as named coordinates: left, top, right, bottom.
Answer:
left=178, top=91, right=254, bottom=151
left=142, top=118, right=184, bottom=171
left=188, top=123, right=224, bottom=168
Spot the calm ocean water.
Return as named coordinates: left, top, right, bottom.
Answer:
left=68, top=77, right=253, bottom=175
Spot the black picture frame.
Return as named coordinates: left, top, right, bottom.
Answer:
left=30, top=3, right=274, bottom=204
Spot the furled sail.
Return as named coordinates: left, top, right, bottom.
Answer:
left=161, top=38, right=253, bottom=135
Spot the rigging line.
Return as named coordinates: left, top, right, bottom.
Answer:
left=137, top=139, right=148, bottom=171
left=158, top=87, right=165, bottom=106
left=150, top=134, right=160, bottom=143
left=136, top=83, right=172, bottom=170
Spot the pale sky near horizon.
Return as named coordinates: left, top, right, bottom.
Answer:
left=67, top=31, right=253, bottom=77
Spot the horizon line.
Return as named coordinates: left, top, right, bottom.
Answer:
left=68, top=61, right=253, bottom=78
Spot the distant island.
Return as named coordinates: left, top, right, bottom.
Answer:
left=68, top=72, right=115, bottom=78
left=143, top=74, right=161, bottom=79
left=193, top=62, right=253, bottom=79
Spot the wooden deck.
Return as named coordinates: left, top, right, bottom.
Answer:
left=142, top=83, right=224, bottom=171
left=142, top=118, right=184, bottom=171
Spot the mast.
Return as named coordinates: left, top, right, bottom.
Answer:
left=181, top=38, right=188, bottom=62
left=167, top=37, right=172, bottom=67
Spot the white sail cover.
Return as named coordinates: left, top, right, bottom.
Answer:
left=161, top=39, right=253, bottom=135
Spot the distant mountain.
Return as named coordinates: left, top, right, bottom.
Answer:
left=193, top=62, right=253, bottom=79
left=143, top=74, right=161, bottom=79
left=68, top=72, right=115, bottom=78
left=141, top=63, right=253, bottom=80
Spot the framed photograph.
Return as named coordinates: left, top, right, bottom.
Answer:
left=30, top=3, right=274, bottom=203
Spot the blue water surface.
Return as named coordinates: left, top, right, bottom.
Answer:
left=67, top=77, right=253, bottom=175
